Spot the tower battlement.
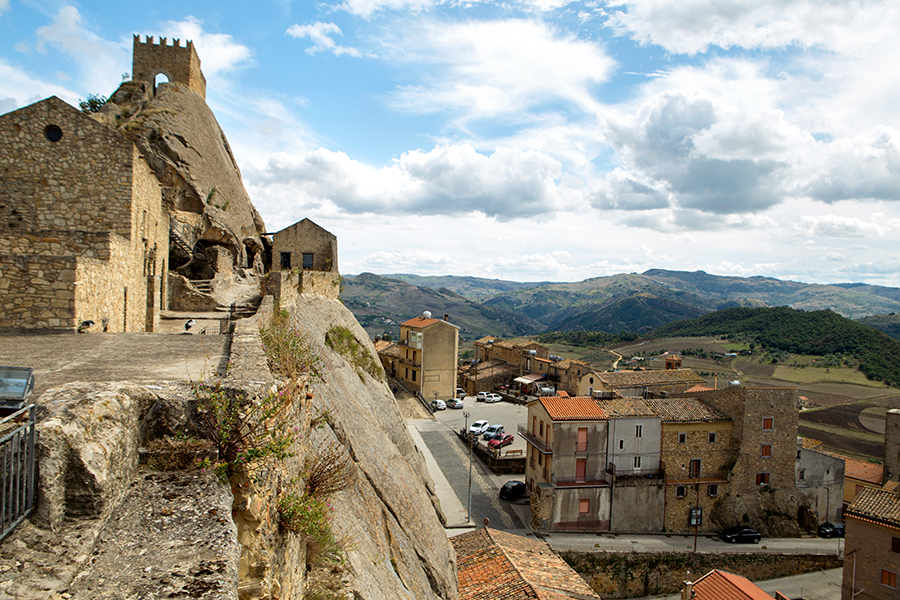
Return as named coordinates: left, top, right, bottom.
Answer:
left=132, top=34, right=206, bottom=98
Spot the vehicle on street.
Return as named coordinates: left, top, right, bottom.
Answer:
left=456, top=388, right=466, bottom=398
left=488, top=433, right=514, bottom=449
left=499, top=480, right=527, bottom=501
left=720, top=527, right=762, bottom=544
left=817, top=522, right=845, bottom=538
left=483, top=424, right=505, bottom=440
left=446, top=398, right=464, bottom=409
left=484, top=393, right=502, bottom=403
left=430, top=399, right=446, bottom=411
left=476, top=392, right=489, bottom=401
left=469, top=420, right=489, bottom=436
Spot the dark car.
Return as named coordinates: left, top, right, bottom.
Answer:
left=446, top=398, right=464, bottom=409
left=818, top=522, right=845, bottom=538
left=499, top=480, right=527, bottom=501
left=488, top=433, right=514, bottom=449
left=721, top=527, right=762, bottom=544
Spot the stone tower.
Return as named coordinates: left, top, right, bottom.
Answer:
left=132, top=35, right=206, bottom=98
left=884, top=409, right=900, bottom=483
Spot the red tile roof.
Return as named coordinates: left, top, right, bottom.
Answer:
left=847, top=486, right=900, bottom=528
left=539, top=396, right=607, bottom=421
left=836, top=455, right=884, bottom=484
left=642, top=397, right=730, bottom=423
left=372, top=340, right=393, bottom=352
left=599, top=369, right=706, bottom=388
left=452, top=528, right=601, bottom=599
left=690, top=569, right=775, bottom=600
left=401, top=316, right=440, bottom=328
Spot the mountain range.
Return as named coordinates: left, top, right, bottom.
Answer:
left=343, top=270, right=900, bottom=341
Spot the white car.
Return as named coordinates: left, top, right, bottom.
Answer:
left=469, top=419, right=489, bottom=436
left=476, top=392, right=490, bottom=401
left=484, top=393, right=502, bottom=403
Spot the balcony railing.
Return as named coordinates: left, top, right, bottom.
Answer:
left=398, top=356, right=421, bottom=368
left=606, top=462, right=664, bottom=478
left=551, top=475, right=610, bottom=487
left=518, top=424, right=552, bottom=454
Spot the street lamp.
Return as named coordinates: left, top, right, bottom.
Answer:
left=682, top=462, right=701, bottom=552
left=463, top=410, right=473, bottom=524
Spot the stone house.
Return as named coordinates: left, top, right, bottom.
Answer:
left=271, top=218, right=338, bottom=273
left=0, top=96, right=169, bottom=332
left=397, top=314, right=459, bottom=400
left=836, top=454, right=886, bottom=511
left=579, top=368, right=707, bottom=398
left=374, top=339, right=400, bottom=378
left=471, top=336, right=590, bottom=396
left=523, top=395, right=611, bottom=531
left=796, top=438, right=845, bottom=524
left=842, top=483, right=900, bottom=600
left=643, top=397, right=734, bottom=534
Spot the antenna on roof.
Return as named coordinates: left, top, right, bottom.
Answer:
left=423, top=310, right=432, bottom=319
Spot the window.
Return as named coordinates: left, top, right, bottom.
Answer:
left=762, top=417, right=774, bottom=430
left=798, top=469, right=805, bottom=481
left=302, top=252, right=314, bottom=269
left=576, top=459, right=586, bottom=482
left=280, top=252, right=291, bottom=269
left=577, top=428, right=588, bottom=452
left=619, top=440, right=624, bottom=450
left=532, top=416, right=537, bottom=434
left=635, top=425, right=643, bottom=438
left=892, top=537, right=900, bottom=553
left=538, top=453, right=543, bottom=466
left=883, top=570, right=897, bottom=588
left=761, top=444, right=772, bottom=457
left=708, top=484, right=719, bottom=497
left=539, top=421, right=544, bottom=436
left=708, top=432, right=717, bottom=443
left=689, top=458, right=701, bottom=479
left=579, top=499, right=590, bottom=514
left=678, top=432, right=687, bottom=444
left=676, top=485, right=686, bottom=498
left=44, top=124, right=63, bottom=142
left=408, top=331, right=422, bottom=349
left=633, top=456, right=642, bottom=469
left=756, top=472, right=770, bottom=486
left=411, top=370, right=416, bottom=382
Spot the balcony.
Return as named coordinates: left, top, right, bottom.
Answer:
left=398, top=356, right=421, bottom=368
left=606, top=462, right=664, bottom=479
left=518, top=424, right=552, bottom=455
left=551, top=475, right=610, bottom=488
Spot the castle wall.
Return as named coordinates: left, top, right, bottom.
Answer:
left=132, top=35, right=206, bottom=99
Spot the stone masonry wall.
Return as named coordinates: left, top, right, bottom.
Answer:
left=271, top=220, right=338, bottom=273
left=262, top=269, right=340, bottom=307
left=132, top=35, right=206, bottom=98
left=0, top=254, right=78, bottom=330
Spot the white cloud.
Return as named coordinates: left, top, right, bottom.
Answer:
left=796, top=214, right=889, bottom=239
left=286, top=22, right=361, bottom=57
left=162, top=17, right=253, bottom=77
left=384, top=18, right=615, bottom=123
left=337, top=0, right=573, bottom=18
left=246, top=143, right=574, bottom=219
left=0, top=60, right=78, bottom=109
left=603, top=0, right=900, bottom=55
left=0, top=0, right=9, bottom=16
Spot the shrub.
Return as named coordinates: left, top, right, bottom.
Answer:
left=260, top=322, right=324, bottom=380
left=325, top=325, right=383, bottom=382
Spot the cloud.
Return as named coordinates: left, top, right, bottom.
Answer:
left=796, top=214, right=889, bottom=239
left=162, top=17, right=253, bottom=77
left=0, top=60, right=78, bottom=109
left=603, top=0, right=900, bottom=55
left=286, top=22, right=361, bottom=57
left=246, top=143, right=573, bottom=219
left=336, top=0, right=573, bottom=18
left=384, top=18, right=615, bottom=123
left=0, top=0, right=9, bottom=16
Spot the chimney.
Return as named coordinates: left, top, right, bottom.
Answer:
left=681, top=581, right=694, bottom=600
left=443, top=313, right=449, bottom=321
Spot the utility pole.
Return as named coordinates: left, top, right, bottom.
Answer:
left=463, top=411, right=473, bottom=524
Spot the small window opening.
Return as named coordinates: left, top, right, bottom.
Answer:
left=45, top=124, right=63, bottom=142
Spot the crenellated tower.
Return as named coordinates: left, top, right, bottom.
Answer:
left=132, top=35, right=206, bottom=98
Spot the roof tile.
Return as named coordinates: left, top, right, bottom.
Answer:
left=539, top=396, right=607, bottom=421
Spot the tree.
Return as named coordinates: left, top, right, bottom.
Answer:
left=79, top=94, right=107, bottom=114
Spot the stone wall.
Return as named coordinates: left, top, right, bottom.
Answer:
left=562, top=550, right=842, bottom=599
left=0, top=253, right=78, bottom=330
left=271, top=219, right=338, bottom=273
left=262, top=269, right=341, bottom=306
left=132, top=35, right=206, bottom=98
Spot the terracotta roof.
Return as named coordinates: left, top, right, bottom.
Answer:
left=836, top=455, right=883, bottom=484
left=642, top=397, right=730, bottom=423
left=599, top=369, right=706, bottom=388
left=372, top=340, right=393, bottom=352
left=452, top=528, right=601, bottom=600
left=799, top=437, right=823, bottom=450
left=847, top=486, right=900, bottom=528
left=598, top=397, right=658, bottom=418
left=475, top=336, right=498, bottom=344
left=539, top=396, right=607, bottom=421
left=690, top=569, right=774, bottom=600
left=685, top=384, right=714, bottom=393
left=401, top=316, right=440, bottom=328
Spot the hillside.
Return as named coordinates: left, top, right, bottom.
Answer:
left=381, top=273, right=545, bottom=299
left=341, top=272, right=543, bottom=340
left=857, top=313, right=900, bottom=340
left=649, top=306, right=900, bottom=386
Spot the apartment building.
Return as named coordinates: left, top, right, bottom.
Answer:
left=842, top=484, right=900, bottom=600
left=397, top=313, right=459, bottom=400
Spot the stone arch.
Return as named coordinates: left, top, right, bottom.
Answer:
left=152, top=71, right=172, bottom=96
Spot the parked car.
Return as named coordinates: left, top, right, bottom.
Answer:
left=484, top=393, right=503, bottom=403
left=483, top=424, right=505, bottom=440
left=488, top=433, right=514, bottom=449
left=446, top=398, right=464, bottom=409
left=430, top=399, right=446, bottom=411
left=476, top=392, right=489, bottom=401
left=469, top=420, right=489, bottom=436
left=720, top=527, right=762, bottom=544
left=499, top=480, right=527, bottom=501
left=817, top=522, right=845, bottom=538
left=456, top=388, right=466, bottom=398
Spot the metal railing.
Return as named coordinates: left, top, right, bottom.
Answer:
left=518, top=424, right=553, bottom=454
left=0, top=405, right=35, bottom=541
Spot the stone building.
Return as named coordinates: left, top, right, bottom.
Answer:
left=0, top=96, right=168, bottom=332
left=397, top=314, right=459, bottom=400
left=579, top=368, right=708, bottom=398
left=796, top=438, right=845, bottom=524
left=842, top=484, right=900, bottom=600
left=271, top=218, right=338, bottom=273
left=131, top=35, right=206, bottom=98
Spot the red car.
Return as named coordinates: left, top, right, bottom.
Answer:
left=488, top=434, right=514, bottom=449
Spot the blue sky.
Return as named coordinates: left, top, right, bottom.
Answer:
left=2, top=0, right=900, bottom=286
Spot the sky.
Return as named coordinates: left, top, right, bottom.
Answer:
left=2, top=0, right=900, bottom=286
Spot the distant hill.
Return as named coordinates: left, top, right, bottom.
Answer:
left=856, top=313, right=900, bottom=340
left=649, top=306, right=900, bottom=386
left=340, top=273, right=543, bottom=340
left=342, top=270, right=900, bottom=340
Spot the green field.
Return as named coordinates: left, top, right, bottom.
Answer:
left=771, top=365, right=889, bottom=387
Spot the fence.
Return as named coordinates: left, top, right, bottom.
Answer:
left=0, top=405, right=35, bottom=541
